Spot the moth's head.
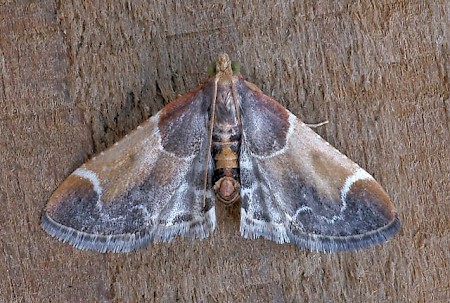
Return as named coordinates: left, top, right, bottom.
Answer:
left=207, top=53, right=240, bottom=76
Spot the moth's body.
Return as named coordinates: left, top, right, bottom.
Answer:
left=41, top=54, right=400, bottom=253
left=211, top=61, right=242, bottom=204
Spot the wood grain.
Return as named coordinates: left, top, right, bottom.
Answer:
left=1, top=1, right=448, bottom=302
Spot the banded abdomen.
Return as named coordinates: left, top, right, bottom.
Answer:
left=211, top=84, right=241, bottom=205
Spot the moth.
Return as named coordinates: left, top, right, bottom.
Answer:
left=41, top=54, right=400, bottom=253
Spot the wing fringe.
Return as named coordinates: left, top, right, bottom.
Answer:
left=41, top=208, right=216, bottom=253
left=241, top=213, right=400, bottom=252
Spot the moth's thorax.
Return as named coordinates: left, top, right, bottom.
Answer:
left=214, top=82, right=239, bottom=126
left=212, top=79, right=242, bottom=205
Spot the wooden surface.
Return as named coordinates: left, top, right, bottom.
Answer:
left=1, top=1, right=448, bottom=302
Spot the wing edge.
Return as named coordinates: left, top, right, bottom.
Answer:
left=41, top=207, right=217, bottom=253
left=288, top=214, right=401, bottom=252
left=240, top=211, right=400, bottom=252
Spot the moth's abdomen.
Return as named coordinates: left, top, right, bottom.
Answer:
left=212, top=128, right=241, bottom=205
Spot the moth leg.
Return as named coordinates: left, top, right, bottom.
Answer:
left=306, top=120, right=329, bottom=128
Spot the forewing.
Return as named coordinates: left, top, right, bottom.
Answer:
left=42, top=83, right=216, bottom=252
left=237, top=79, right=400, bottom=252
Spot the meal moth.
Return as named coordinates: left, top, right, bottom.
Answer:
left=41, top=54, right=400, bottom=253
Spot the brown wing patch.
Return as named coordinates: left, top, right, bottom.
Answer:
left=309, top=149, right=353, bottom=201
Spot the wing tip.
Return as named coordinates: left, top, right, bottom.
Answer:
left=288, top=214, right=401, bottom=252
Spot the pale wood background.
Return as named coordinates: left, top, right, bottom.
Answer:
left=1, top=1, right=448, bottom=302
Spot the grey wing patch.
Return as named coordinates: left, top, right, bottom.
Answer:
left=42, top=87, right=216, bottom=253
left=239, top=139, right=290, bottom=244
left=238, top=80, right=400, bottom=252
